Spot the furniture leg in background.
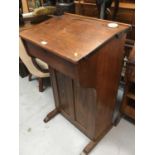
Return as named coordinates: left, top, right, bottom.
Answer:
left=38, top=78, right=44, bottom=92
left=19, top=58, right=29, bottom=78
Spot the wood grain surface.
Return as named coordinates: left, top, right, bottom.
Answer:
left=20, top=13, right=130, bottom=153
left=20, top=13, right=130, bottom=63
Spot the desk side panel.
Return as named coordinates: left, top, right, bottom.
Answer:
left=78, top=34, right=126, bottom=139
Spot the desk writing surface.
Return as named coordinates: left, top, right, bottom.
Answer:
left=20, top=13, right=129, bottom=63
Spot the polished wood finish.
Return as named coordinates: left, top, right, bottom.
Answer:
left=75, top=0, right=135, bottom=40
left=20, top=13, right=129, bottom=63
left=20, top=13, right=129, bottom=153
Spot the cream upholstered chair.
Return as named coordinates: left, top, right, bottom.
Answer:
left=19, top=37, right=49, bottom=92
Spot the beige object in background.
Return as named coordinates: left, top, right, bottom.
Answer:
left=22, top=6, right=56, bottom=21
left=33, top=6, right=56, bottom=16
left=19, top=37, right=49, bottom=92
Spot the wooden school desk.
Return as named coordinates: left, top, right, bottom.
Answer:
left=20, top=13, right=130, bottom=154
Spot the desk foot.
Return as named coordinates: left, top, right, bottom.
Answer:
left=80, top=151, right=87, bottom=155
left=81, top=125, right=112, bottom=154
left=81, top=140, right=98, bottom=155
left=44, top=109, right=59, bottom=123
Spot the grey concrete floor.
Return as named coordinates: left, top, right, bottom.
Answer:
left=19, top=76, right=135, bottom=155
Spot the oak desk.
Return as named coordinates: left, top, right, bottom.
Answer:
left=20, top=13, right=129, bottom=154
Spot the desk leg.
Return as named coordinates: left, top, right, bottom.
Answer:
left=44, top=109, right=59, bottom=123
left=81, top=140, right=98, bottom=155
left=81, top=125, right=112, bottom=155
left=43, top=67, right=60, bottom=123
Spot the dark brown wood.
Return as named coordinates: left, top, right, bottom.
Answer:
left=20, top=13, right=129, bottom=63
left=38, top=78, right=44, bottom=92
left=75, top=32, right=126, bottom=139
left=112, top=0, right=120, bottom=20
left=75, top=0, right=135, bottom=40
left=110, top=1, right=135, bottom=40
left=82, top=125, right=112, bottom=154
left=75, top=1, right=99, bottom=18
left=22, top=40, right=78, bottom=80
left=44, top=109, right=59, bottom=123
left=56, top=71, right=75, bottom=120
left=19, top=58, right=29, bottom=78
left=20, top=13, right=130, bottom=154
left=29, top=73, right=32, bottom=81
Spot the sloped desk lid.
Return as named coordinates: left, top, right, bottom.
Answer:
left=20, top=13, right=130, bottom=63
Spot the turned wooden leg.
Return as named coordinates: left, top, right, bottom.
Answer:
left=44, top=109, right=59, bottom=123
left=39, top=78, right=44, bottom=92
left=28, top=73, right=32, bottom=81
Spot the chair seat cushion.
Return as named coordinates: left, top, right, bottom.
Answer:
left=35, top=58, right=48, bottom=70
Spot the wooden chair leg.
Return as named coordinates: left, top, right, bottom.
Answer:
left=28, top=73, right=32, bottom=81
left=39, top=78, right=44, bottom=92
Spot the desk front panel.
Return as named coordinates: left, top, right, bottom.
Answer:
left=22, top=39, right=78, bottom=80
